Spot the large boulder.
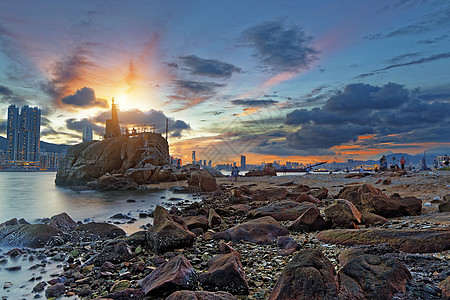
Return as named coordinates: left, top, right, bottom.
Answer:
left=147, top=206, right=196, bottom=254
left=288, top=205, right=328, bottom=232
left=316, top=228, right=450, bottom=253
left=188, top=170, right=217, bottom=192
left=269, top=249, right=338, bottom=300
left=141, top=255, right=198, bottom=297
left=46, top=212, right=77, bottom=232
left=324, top=199, right=362, bottom=228
left=248, top=201, right=315, bottom=221
left=199, top=252, right=249, bottom=294
left=0, top=223, right=62, bottom=248
left=337, top=248, right=411, bottom=300
left=88, top=173, right=139, bottom=191
left=213, top=216, right=289, bottom=244
left=166, top=290, right=237, bottom=300
left=337, top=184, right=421, bottom=217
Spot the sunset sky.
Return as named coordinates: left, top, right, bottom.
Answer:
left=1, top=0, right=449, bottom=165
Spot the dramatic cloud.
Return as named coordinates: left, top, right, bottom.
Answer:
left=376, top=52, right=450, bottom=72
left=179, top=55, right=242, bottom=78
left=41, top=44, right=96, bottom=104
left=61, top=87, right=108, bottom=108
left=231, top=99, right=278, bottom=107
left=283, top=82, right=450, bottom=154
left=94, top=109, right=191, bottom=138
left=169, top=80, right=226, bottom=110
left=238, top=21, right=319, bottom=73
left=418, top=34, right=448, bottom=44
left=0, top=85, right=12, bottom=96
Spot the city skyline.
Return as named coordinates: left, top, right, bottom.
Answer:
left=0, top=1, right=450, bottom=164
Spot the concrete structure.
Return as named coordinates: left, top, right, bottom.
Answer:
left=241, top=155, right=246, bottom=169
left=105, top=98, right=121, bottom=138
left=7, top=105, right=41, bottom=161
left=83, top=124, right=93, bottom=142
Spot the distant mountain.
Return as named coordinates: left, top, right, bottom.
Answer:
left=0, top=136, right=71, bottom=153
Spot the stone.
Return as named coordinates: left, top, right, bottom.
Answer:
left=213, top=216, right=289, bottom=245
left=73, top=222, right=125, bottom=241
left=439, top=202, right=450, bottom=212
left=0, top=223, right=62, bottom=248
left=110, top=280, right=131, bottom=293
left=141, top=255, right=198, bottom=296
left=147, top=206, right=196, bottom=254
left=294, top=194, right=320, bottom=204
left=337, top=184, right=421, bottom=217
left=288, top=206, right=328, bottom=232
left=200, top=252, right=249, bottom=294
left=324, top=199, right=362, bottom=228
left=46, top=212, right=77, bottom=232
left=89, top=173, right=139, bottom=191
left=45, top=283, right=65, bottom=298
left=102, top=288, right=144, bottom=299
left=316, top=228, right=450, bottom=253
left=188, top=170, right=217, bottom=192
left=361, top=211, right=389, bottom=225
left=269, top=249, right=338, bottom=300
left=88, top=241, right=133, bottom=266
left=248, top=201, right=316, bottom=221
left=312, top=187, right=328, bottom=200
left=277, top=236, right=300, bottom=256
left=32, top=281, right=47, bottom=292
left=184, top=215, right=209, bottom=231
left=439, top=276, right=450, bottom=298
left=166, top=290, right=238, bottom=300
left=111, top=213, right=131, bottom=219
left=337, top=248, right=411, bottom=300
left=230, top=204, right=251, bottom=216
left=208, top=208, right=222, bottom=227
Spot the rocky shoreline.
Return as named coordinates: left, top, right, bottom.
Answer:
left=1, top=171, right=449, bottom=299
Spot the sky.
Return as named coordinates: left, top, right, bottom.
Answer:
left=0, top=0, right=449, bottom=165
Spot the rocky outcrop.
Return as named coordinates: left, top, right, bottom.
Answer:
left=269, top=249, right=338, bottom=300
left=288, top=205, right=328, bottom=232
left=188, top=170, right=217, bottom=192
left=0, top=222, right=63, bottom=248
left=140, top=255, right=198, bottom=297
left=73, top=222, right=125, bottom=241
left=55, top=133, right=169, bottom=187
left=337, top=184, right=422, bottom=217
left=316, top=228, right=450, bottom=253
left=213, top=216, right=289, bottom=244
left=46, top=212, right=77, bottom=231
left=324, top=199, right=362, bottom=228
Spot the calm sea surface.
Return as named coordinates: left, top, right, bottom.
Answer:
left=0, top=172, right=198, bottom=298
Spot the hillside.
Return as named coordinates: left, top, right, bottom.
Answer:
left=0, top=136, right=70, bottom=153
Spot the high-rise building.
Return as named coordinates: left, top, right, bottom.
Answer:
left=240, top=155, right=246, bottom=169
left=105, top=98, right=120, bottom=138
left=83, top=124, right=93, bottom=142
left=192, top=150, right=196, bottom=163
left=7, top=105, right=41, bottom=161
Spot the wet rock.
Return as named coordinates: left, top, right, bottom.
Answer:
left=5, top=248, right=23, bottom=257
left=312, top=187, right=328, bottom=200
left=166, top=290, right=238, bottom=300
left=199, top=252, right=249, bottom=294
left=439, top=202, right=450, bottom=213
left=277, top=236, right=300, bottom=256
left=32, top=281, right=47, bottom=293
left=88, top=173, right=139, bottom=191
left=288, top=205, right=328, bottom=232
left=110, top=280, right=131, bottom=293
left=361, top=211, right=389, bottom=225
left=324, top=199, right=362, bottom=228
left=46, top=212, right=77, bottom=232
left=338, top=248, right=411, bottom=299
left=111, top=213, right=131, bottom=219
left=88, top=241, right=133, bottom=266
left=316, top=228, right=450, bottom=253
left=100, top=288, right=144, bottom=299
left=3, top=282, right=12, bottom=289
left=73, top=222, right=125, bottom=241
left=439, top=276, right=450, bottom=298
left=213, top=216, right=289, bottom=244
left=147, top=206, right=196, bottom=254
left=248, top=201, right=315, bottom=221
left=229, top=204, right=251, bottom=216
left=208, top=208, right=222, bottom=227
left=294, top=194, right=320, bottom=204
left=45, top=283, right=65, bottom=298
left=0, top=223, right=62, bottom=248
left=184, top=215, right=209, bottom=231
left=141, top=255, right=198, bottom=297
left=337, top=184, right=421, bottom=217
left=269, top=249, right=338, bottom=300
